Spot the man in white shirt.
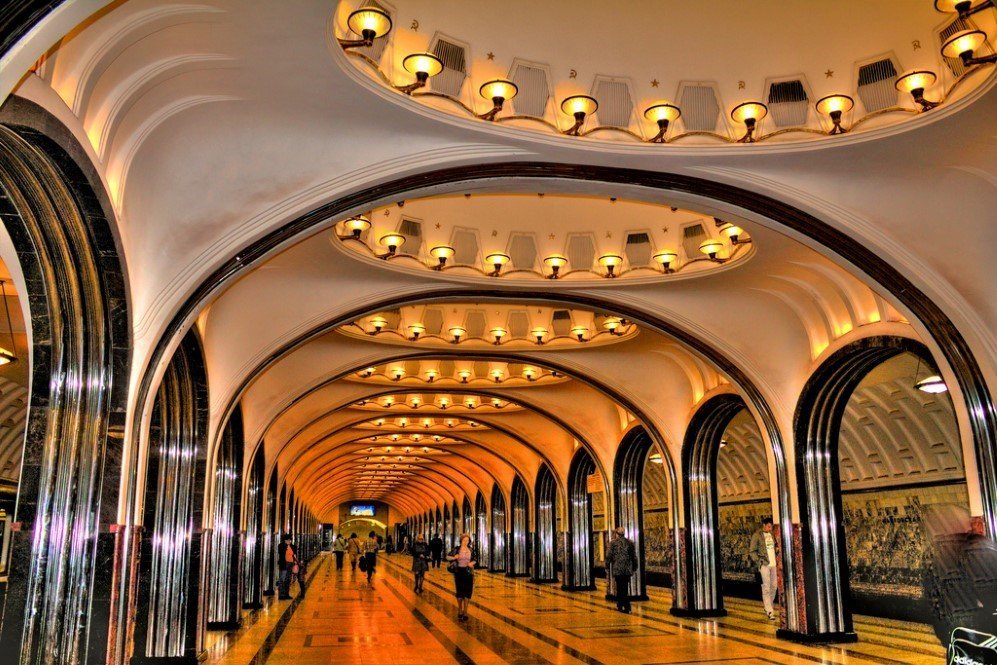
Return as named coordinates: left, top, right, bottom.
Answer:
left=749, top=517, right=778, bottom=621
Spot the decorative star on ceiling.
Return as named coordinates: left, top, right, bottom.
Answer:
left=825, top=69, right=834, bottom=78
left=486, top=51, right=495, bottom=60
left=651, top=79, right=659, bottom=88
left=434, top=222, right=441, bottom=229
left=548, top=233, right=555, bottom=240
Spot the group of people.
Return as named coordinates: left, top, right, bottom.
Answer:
left=330, top=531, right=381, bottom=585
left=408, top=533, right=477, bottom=620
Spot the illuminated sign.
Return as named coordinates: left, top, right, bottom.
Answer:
left=350, top=504, right=376, bottom=517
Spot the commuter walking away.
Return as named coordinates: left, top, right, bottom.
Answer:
left=606, top=527, right=638, bottom=613
left=277, top=533, right=299, bottom=600
left=430, top=533, right=444, bottom=568
left=361, top=530, right=379, bottom=586
left=332, top=533, right=346, bottom=570
left=446, top=533, right=476, bottom=621
left=749, top=517, right=779, bottom=620
left=347, top=532, right=361, bottom=573
left=411, top=533, right=430, bottom=593
left=401, top=535, right=410, bottom=554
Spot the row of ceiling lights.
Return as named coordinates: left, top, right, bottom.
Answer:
left=366, top=417, right=480, bottom=428
left=340, top=4, right=996, bottom=142
left=364, top=316, right=624, bottom=344
left=360, top=364, right=543, bottom=381
left=343, top=218, right=746, bottom=275
left=358, top=394, right=508, bottom=409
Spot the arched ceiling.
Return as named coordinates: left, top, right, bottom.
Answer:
left=2, top=0, right=993, bottom=525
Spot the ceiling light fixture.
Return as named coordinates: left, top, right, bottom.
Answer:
left=720, top=224, right=745, bottom=244
left=340, top=7, right=392, bottom=49
left=448, top=325, right=466, bottom=344
left=485, top=252, right=510, bottom=276
left=531, top=327, right=548, bottom=345
left=815, top=94, right=854, bottom=134
left=895, top=70, right=939, bottom=111
left=458, top=369, right=471, bottom=384
left=643, top=103, right=681, bottom=142
left=369, top=316, right=387, bottom=333
left=560, top=95, right=598, bottom=135
left=490, top=327, right=507, bottom=345
left=934, top=0, right=993, bottom=20
left=598, top=253, right=623, bottom=278
left=941, top=29, right=997, bottom=65
left=523, top=367, right=537, bottom=381
left=392, top=367, right=405, bottom=381
left=379, top=233, right=405, bottom=256
left=343, top=215, right=371, bottom=238
left=543, top=254, right=568, bottom=279
left=603, top=317, right=623, bottom=335
left=438, top=397, right=449, bottom=409
left=359, top=366, right=376, bottom=377
left=398, top=53, right=444, bottom=94
left=699, top=238, right=726, bottom=261
left=490, top=368, right=504, bottom=383
left=478, top=79, right=519, bottom=121
left=731, top=102, right=768, bottom=143
left=425, top=369, right=438, bottom=382
left=571, top=325, right=589, bottom=342
left=429, top=245, right=455, bottom=269
left=653, top=250, right=679, bottom=273
left=407, top=323, right=425, bottom=340
left=465, top=398, right=476, bottom=409
left=915, top=375, right=948, bottom=394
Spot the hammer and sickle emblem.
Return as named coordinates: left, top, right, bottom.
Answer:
left=569, top=69, right=577, bottom=79
left=410, top=19, right=419, bottom=31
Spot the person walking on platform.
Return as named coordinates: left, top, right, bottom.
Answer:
left=446, top=533, right=476, bottom=621
left=411, top=533, right=430, bottom=593
left=606, top=527, right=638, bottom=613
left=347, top=532, right=361, bottom=573
left=429, top=533, right=444, bottom=568
left=332, top=533, right=346, bottom=570
left=749, top=517, right=779, bottom=620
left=277, top=533, right=299, bottom=600
left=361, top=530, right=379, bottom=586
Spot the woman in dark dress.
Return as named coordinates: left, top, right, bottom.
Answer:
left=411, top=533, right=430, bottom=593
left=446, top=533, right=476, bottom=621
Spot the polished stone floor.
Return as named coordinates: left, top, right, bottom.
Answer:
left=211, top=553, right=945, bottom=664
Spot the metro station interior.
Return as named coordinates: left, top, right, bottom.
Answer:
left=0, top=1, right=994, bottom=664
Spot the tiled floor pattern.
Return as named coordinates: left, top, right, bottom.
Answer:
left=213, top=553, right=946, bottom=664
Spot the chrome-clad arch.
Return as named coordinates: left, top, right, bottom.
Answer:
left=242, top=446, right=265, bottom=609
left=207, top=406, right=244, bottom=630
left=611, top=426, right=656, bottom=603
left=509, top=476, right=530, bottom=577
left=677, top=394, right=747, bottom=618
left=533, top=464, right=560, bottom=584
left=475, top=491, right=489, bottom=569
left=490, top=484, right=507, bottom=572
left=564, top=449, right=599, bottom=591
left=791, top=336, right=938, bottom=642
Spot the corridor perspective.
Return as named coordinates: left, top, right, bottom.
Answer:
left=0, top=1, right=994, bottom=664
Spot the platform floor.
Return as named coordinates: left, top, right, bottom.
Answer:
left=210, top=553, right=946, bottom=664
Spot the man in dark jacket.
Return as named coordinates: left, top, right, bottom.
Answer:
left=606, top=527, right=638, bottom=613
left=429, top=534, right=445, bottom=568
left=277, top=533, right=299, bottom=599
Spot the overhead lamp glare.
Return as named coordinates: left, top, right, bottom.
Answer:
left=485, top=252, right=511, bottom=275
left=344, top=215, right=372, bottom=238
left=560, top=95, right=598, bottom=135
left=448, top=325, right=466, bottom=343
left=543, top=254, right=568, bottom=279
left=341, top=7, right=392, bottom=48
left=915, top=375, right=949, bottom=394
left=941, top=29, right=996, bottom=65
left=379, top=233, right=405, bottom=255
left=478, top=79, right=519, bottom=120
left=731, top=102, right=768, bottom=143
left=643, top=103, right=681, bottom=142
left=895, top=70, right=940, bottom=111
left=653, top=250, right=679, bottom=273
left=430, top=245, right=455, bottom=268
left=699, top=238, right=725, bottom=261
left=598, top=253, right=623, bottom=277
left=398, top=52, right=444, bottom=94
left=815, top=94, right=855, bottom=134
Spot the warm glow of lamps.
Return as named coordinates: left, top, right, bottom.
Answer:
left=941, top=29, right=993, bottom=64
left=603, top=317, right=623, bottom=334
left=343, top=216, right=371, bottom=238
left=934, top=0, right=989, bottom=16
left=895, top=70, right=939, bottom=110
left=429, top=245, right=455, bottom=268
left=448, top=325, right=466, bottom=343
left=399, top=53, right=443, bottom=94
left=458, top=369, right=471, bottom=383
left=342, top=7, right=392, bottom=48
left=643, top=103, right=681, bottom=142
left=478, top=79, right=519, bottom=120
left=598, top=253, right=623, bottom=277
left=425, top=368, right=438, bottom=382
left=490, top=327, right=507, bottom=344
left=391, top=367, right=405, bottom=380
left=543, top=254, right=568, bottom=278
left=730, top=102, right=768, bottom=142
left=699, top=238, right=725, bottom=260
left=490, top=368, right=505, bottom=382
left=570, top=325, right=589, bottom=342
left=721, top=224, right=745, bottom=244
left=485, top=252, right=511, bottom=275
left=379, top=233, right=405, bottom=254
left=815, top=94, right=854, bottom=134
left=531, top=327, right=548, bottom=344
left=523, top=366, right=538, bottom=381
left=407, top=323, right=425, bottom=340
left=369, top=316, right=388, bottom=333
left=915, top=375, right=948, bottom=393
left=653, top=250, right=679, bottom=273
left=560, top=95, right=598, bottom=135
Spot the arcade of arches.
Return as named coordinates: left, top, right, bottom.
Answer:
left=0, top=2, right=994, bottom=664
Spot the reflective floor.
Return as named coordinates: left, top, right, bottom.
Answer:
left=212, top=554, right=945, bottom=664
